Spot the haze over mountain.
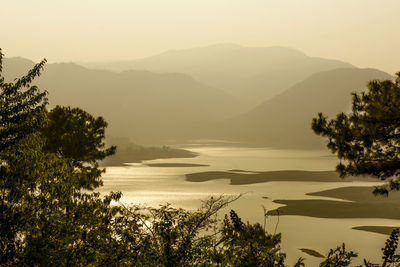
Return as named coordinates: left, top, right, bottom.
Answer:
left=3, top=57, right=239, bottom=145
left=216, top=68, right=393, bottom=148
left=83, top=44, right=354, bottom=106
left=3, top=50, right=393, bottom=149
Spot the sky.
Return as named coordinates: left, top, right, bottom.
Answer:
left=1, top=0, right=399, bottom=74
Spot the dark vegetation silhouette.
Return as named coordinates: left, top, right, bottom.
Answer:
left=0, top=50, right=291, bottom=266
left=1, top=48, right=400, bottom=266
left=42, top=105, right=116, bottom=189
left=311, top=73, right=400, bottom=266
left=312, top=72, right=400, bottom=195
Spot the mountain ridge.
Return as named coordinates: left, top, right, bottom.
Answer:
left=3, top=50, right=392, bottom=149
left=3, top=57, right=240, bottom=145
left=80, top=44, right=354, bottom=106
left=214, top=67, right=393, bottom=148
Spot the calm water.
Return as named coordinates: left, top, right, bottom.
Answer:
left=99, top=143, right=398, bottom=266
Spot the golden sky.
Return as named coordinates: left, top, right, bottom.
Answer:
left=1, top=0, right=399, bottom=73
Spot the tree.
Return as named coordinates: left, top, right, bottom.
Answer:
left=0, top=49, right=121, bottom=265
left=111, top=197, right=289, bottom=266
left=42, top=105, right=116, bottom=189
left=0, top=49, right=47, bottom=152
left=319, top=243, right=358, bottom=267
left=113, top=196, right=240, bottom=266
left=318, top=229, right=400, bottom=267
left=217, top=209, right=286, bottom=266
left=312, top=73, right=400, bottom=194
left=381, top=228, right=400, bottom=267
left=0, top=48, right=49, bottom=263
left=43, top=105, right=116, bottom=164
left=0, top=49, right=290, bottom=266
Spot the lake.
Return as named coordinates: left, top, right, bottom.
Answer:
left=99, top=142, right=398, bottom=266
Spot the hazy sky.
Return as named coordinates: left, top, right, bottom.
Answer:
left=1, top=0, right=399, bottom=73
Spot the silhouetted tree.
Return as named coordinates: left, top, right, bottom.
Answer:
left=381, top=228, right=400, bottom=267
left=0, top=49, right=289, bottom=266
left=319, top=243, right=358, bottom=267
left=43, top=106, right=116, bottom=164
left=312, top=73, right=400, bottom=195
left=0, top=50, right=47, bottom=152
left=217, top=209, right=286, bottom=266
left=0, top=49, right=121, bottom=265
left=0, top=49, right=48, bottom=263
left=42, top=106, right=116, bottom=189
left=320, top=229, right=400, bottom=267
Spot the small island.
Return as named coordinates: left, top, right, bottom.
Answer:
left=101, top=137, right=197, bottom=166
left=185, top=170, right=375, bottom=184
left=267, top=186, right=400, bottom=220
left=352, top=226, right=400, bottom=236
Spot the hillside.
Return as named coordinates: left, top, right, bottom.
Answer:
left=218, top=68, right=393, bottom=148
left=3, top=57, right=239, bottom=144
left=83, top=43, right=354, bottom=105
left=101, top=137, right=197, bottom=166
left=4, top=57, right=392, bottom=149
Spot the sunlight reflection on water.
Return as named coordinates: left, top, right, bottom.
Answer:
left=99, top=144, right=398, bottom=266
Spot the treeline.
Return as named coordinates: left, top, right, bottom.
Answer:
left=101, top=137, right=197, bottom=166
left=1, top=49, right=399, bottom=266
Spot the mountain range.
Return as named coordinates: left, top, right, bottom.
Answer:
left=3, top=57, right=238, bottom=144
left=83, top=43, right=354, bottom=107
left=2, top=44, right=394, bottom=148
left=215, top=68, right=392, bottom=148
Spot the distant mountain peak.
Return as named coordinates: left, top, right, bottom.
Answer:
left=169, top=43, right=243, bottom=51
left=4, top=56, right=35, bottom=65
left=79, top=44, right=355, bottom=108
left=147, top=43, right=306, bottom=59
left=221, top=67, right=393, bottom=148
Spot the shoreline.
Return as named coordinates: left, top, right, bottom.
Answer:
left=186, top=170, right=376, bottom=185
left=266, top=187, right=400, bottom=232
left=352, top=226, right=400, bottom=236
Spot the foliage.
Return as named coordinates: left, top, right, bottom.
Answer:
left=318, top=229, right=400, bottom=267
left=312, top=72, right=400, bottom=266
left=381, top=228, right=400, bottom=267
left=110, top=196, right=287, bottom=266
left=0, top=50, right=47, bottom=152
left=312, top=73, right=400, bottom=194
left=0, top=48, right=49, bottom=263
left=7, top=47, right=400, bottom=267
left=294, top=257, right=305, bottom=267
left=43, top=105, right=116, bottom=165
left=0, top=48, right=121, bottom=265
left=42, top=105, right=116, bottom=189
left=0, top=49, right=289, bottom=266
left=111, top=196, right=237, bottom=266
left=217, top=209, right=286, bottom=266
left=319, top=243, right=358, bottom=267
